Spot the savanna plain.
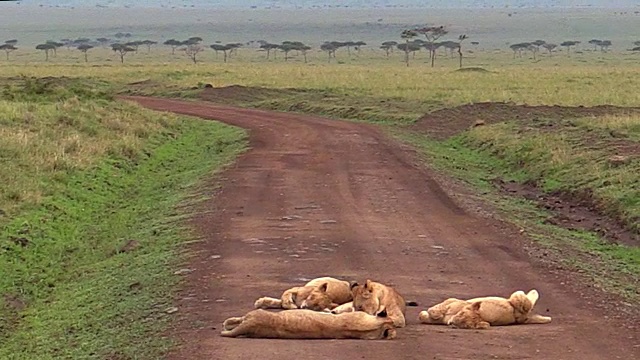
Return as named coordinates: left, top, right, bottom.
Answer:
left=0, top=4, right=639, bottom=360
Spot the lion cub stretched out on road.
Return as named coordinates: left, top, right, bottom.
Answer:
left=332, top=279, right=418, bottom=328
left=221, top=309, right=397, bottom=340
left=254, top=277, right=352, bottom=312
left=418, top=289, right=552, bottom=329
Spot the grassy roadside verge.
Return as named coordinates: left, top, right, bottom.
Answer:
left=0, top=80, right=247, bottom=359
left=392, top=128, right=639, bottom=301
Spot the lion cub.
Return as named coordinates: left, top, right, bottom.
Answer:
left=333, top=279, right=418, bottom=328
left=221, top=309, right=397, bottom=340
left=419, top=289, right=552, bottom=329
left=254, top=277, right=352, bottom=312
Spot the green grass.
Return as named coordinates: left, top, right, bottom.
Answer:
left=394, top=129, right=639, bottom=300
left=461, top=119, right=639, bottom=234
left=0, top=78, right=247, bottom=359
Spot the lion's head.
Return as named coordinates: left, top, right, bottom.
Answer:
left=350, top=279, right=381, bottom=315
left=300, top=283, right=336, bottom=312
left=448, top=301, right=490, bottom=330
left=508, top=291, right=533, bottom=323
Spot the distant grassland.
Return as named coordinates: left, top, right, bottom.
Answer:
left=1, top=48, right=640, bottom=108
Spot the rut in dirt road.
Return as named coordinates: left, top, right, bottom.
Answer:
left=121, top=96, right=639, bottom=360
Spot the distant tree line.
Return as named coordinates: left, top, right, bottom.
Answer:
left=4, top=30, right=640, bottom=65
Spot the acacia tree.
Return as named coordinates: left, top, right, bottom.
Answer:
left=210, top=44, right=231, bottom=62
left=353, top=41, right=366, bottom=54
left=186, top=37, right=203, bottom=45
left=73, top=38, right=91, bottom=46
left=341, top=41, right=355, bottom=56
left=380, top=41, right=397, bottom=57
left=300, top=45, right=311, bottom=63
left=111, top=43, right=135, bottom=63
left=125, top=41, right=143, bottom=53
left=184, top=44, right=203, bottom=64
left=46, top=40, right=64, bottom=57
left=599, top=40, right=612, bottom=52
left=400, top=29, right=418, bottom=67
left=96, top=37, right=111, bottom=47
left=5, top=39, right=17, bottom=46
left=226, top=43, right=243, bottom=57
left=0, top=44, right=17, bottom=60
left=329, top=41, right=346, bottom=56
left=509, top=42, right=531, bottom=58
left=439, top=41, right=459, bottom=58
left=380, top=43, right=393, bottom=57
left=542, top=43, right=557, bottom=56
left=397, top=42, right=421, bottom=66
left=457, top=34, right=468, bottom=68
left=77, top=44, right=93, bottom=62
left=35, top=43, right=56, bottom=61
left=279, top=43, right=296, bottom=61
left=259, top=43, right=280, bottom=59
left=140, top=40, right=157, bottom=53
left=560, top=41, right=580, bottom=56
left=527, top=44, right=539, bottom=60
left=320, top=42, right=337, bottom=63
left=415, top=26, right=448, bottom=67
left=588, top=39, right=601, bottom=51
left=164, top=39, right=183, bottom=54
left=531, top=39, right=546, bottom=51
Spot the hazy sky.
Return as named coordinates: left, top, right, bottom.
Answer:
left=8, top=0, right=640, bottom=9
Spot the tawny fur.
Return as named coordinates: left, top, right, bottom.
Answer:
left=254, top=277, right=352, bottom=312
left=419, top=289, right=552, bottom=329
left=220, top=309, right=397, bottom=340
left=348, top=279, right=411, bottom=328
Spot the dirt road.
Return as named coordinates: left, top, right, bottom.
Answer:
left=123, top=96, right=639, bottom=360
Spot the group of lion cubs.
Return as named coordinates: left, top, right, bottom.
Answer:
left=221, top=276, right=552, bottom=340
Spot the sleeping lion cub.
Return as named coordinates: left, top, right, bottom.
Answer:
left=332, top=279, right=418, bottom=328
left=221, top=309, right=397, bottom=340
left=253, top=277, right=352, bottom=312
left=418, top=289, right=552, bottom=329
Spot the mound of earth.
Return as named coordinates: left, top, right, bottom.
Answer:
left=198, top=85, right=297, bottom=103
left=413, top=102, right=640, bottom=139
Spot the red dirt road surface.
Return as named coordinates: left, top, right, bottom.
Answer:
left=122, top=96, right=639, bottom=360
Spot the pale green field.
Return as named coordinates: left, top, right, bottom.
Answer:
left=2, top=47, right=639, bottom=108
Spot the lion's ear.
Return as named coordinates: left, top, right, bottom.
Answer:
left=364, top=279, right=372, bottom=290
left=318, top=283, right=328, bottom=292
left=471, top=302, right=482, bottom=311
left=349, top=281, right=359, bottom=290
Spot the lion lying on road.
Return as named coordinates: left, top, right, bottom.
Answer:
left=332, top=279, right=418, bottom=328
left=254, top=277, right=352, bottom=312
left=221, top=309, right=397, bottom=339
left=418, top=289, right=552, bottom=329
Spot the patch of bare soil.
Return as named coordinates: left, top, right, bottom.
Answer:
left=198, top=85, right=299, bottom=104
left=413, top=102, right=640, bottom=139
left=121, top=96, right=640, bottom=360
left=494, top=180, right=638, bottom=246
